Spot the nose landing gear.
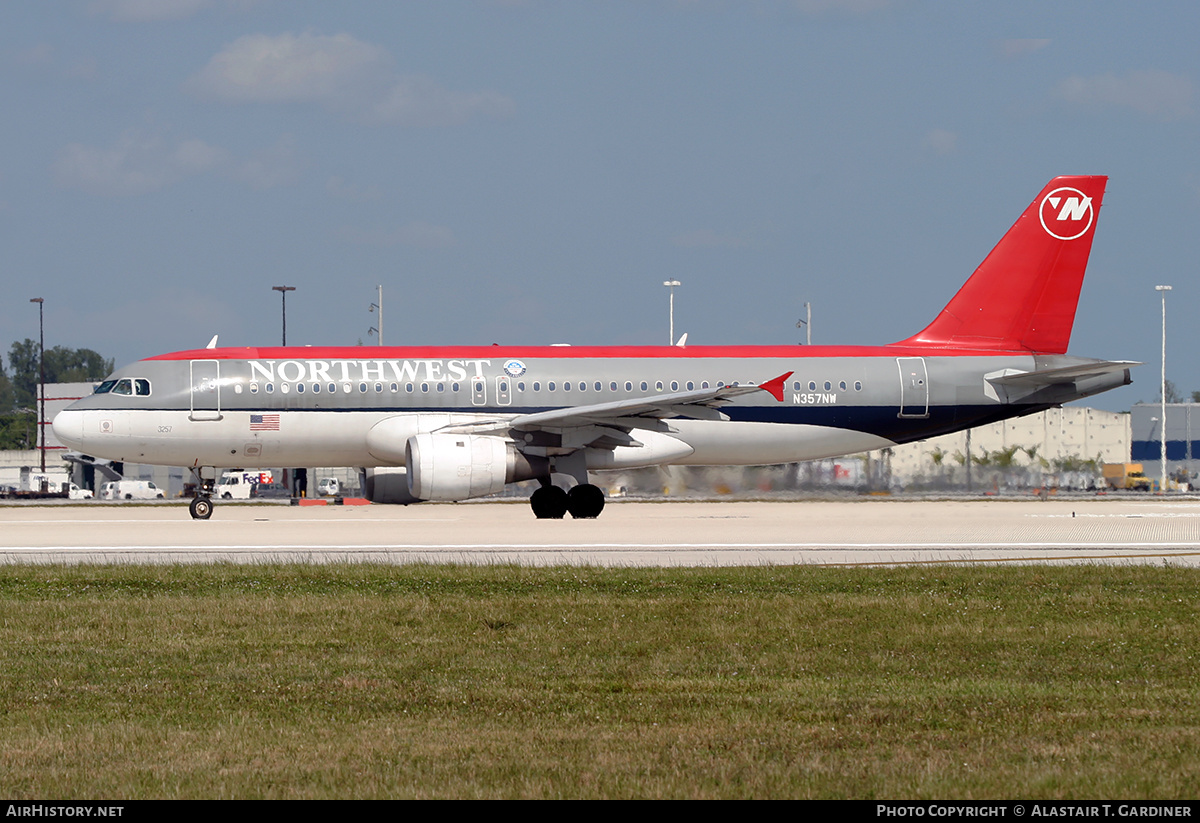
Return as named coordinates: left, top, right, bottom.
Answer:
left=189, top=467, right=216, bottom=520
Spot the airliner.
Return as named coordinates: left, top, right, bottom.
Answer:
left=53, top=176, right=1134, bottom=520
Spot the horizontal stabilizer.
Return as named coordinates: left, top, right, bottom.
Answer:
left=986, top=360, right=1139, bottom=388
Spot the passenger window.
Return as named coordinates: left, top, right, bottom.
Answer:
left=295, top=383, right=304, bottom=393
left=312, top=383, right=321, bottom=393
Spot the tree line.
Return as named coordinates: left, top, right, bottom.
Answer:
left=0, top=340, right=113, bottom=449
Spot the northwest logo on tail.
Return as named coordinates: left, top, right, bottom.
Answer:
left=1039, top=186, right=1094, bottom=240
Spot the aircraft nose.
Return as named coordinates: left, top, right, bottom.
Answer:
left=52, top=409, right=84, bottom=449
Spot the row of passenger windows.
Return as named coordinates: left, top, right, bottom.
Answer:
left=227, top=378, right=866, bottom=396
left=796, top=380, right=862, bottom=392
left=92, top=376, right=864, bottom=399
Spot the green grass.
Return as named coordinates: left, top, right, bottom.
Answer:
left=1, top=563, right=1198, bottom=798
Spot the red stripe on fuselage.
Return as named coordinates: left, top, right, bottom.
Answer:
left=145, top=344, right=1027, bottom=362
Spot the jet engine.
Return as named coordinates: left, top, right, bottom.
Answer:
left=405, top=433, right=547, bottom=501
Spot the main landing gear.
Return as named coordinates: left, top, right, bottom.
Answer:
left=530, top=482, right=606, bottom=519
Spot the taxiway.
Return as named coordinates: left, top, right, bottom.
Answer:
left=2, top=497, right=1199, bottom=566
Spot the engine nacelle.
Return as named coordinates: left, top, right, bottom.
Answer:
left=363, top=466, right=421, bottom=504
left=406, top=433, right=547, bottom=501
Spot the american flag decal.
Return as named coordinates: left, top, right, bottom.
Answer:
left=249, top=413, right=280, bottom=431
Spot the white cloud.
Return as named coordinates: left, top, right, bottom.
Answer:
left=998, top=39, right=1051, bottom=59
left=792, top=0, right=890, bottom=14
left=671, top=228, right=753, bottom=249
left=230, top=134, right=305, bottom=190
left=54, top=129, right=226, bottom=196
left=326, top=176, right=382, bottom=202
left=336, top=221, right=456, bottom=248
left=370, top=75, right=515, bottom=127
left=90, top=0, right=213, bottom=22
left=1054, top=70, right=1194, bottom=120
left=922, top=128, right=958, bottom=155
left=189, top=31, right=514, bottom=126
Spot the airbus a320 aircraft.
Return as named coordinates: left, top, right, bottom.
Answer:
left=54, top=176, right=1134, bottom=520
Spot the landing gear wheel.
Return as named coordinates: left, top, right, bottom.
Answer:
left=189, top=496, right=213, bottom=520
left=530, top=485, right=568, bottom=519
left=567, top=483, right=606, bottom=519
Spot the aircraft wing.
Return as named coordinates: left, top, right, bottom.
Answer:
left=439, top=371, right=793, bottom=436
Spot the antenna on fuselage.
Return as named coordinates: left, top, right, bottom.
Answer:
left=205, top=334, right=219, bottom=349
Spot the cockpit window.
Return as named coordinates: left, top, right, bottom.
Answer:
left=94, top=378, right=150, bottom=396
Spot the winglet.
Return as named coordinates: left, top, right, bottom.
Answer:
left=759, top=371, right=793, bottom=403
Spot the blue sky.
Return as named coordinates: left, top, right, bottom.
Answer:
left=2, top=1, right=1198, bottom=411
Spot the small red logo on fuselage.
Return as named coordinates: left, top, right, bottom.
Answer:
left=1039, top=187, right=1094, bottom=240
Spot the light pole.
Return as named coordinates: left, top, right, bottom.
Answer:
left=796, top=301, right=812, bottom=345
left=272, top=285, right=295, bottom=346
left=663, top=280, right=681, bottom=345
left=29, top=298, right=44, bottom=472
left=1156, top=285, right=1172, bottom=493
left=369, top=285, right=383, bottom=346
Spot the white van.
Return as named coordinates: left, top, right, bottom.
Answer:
left=99, top=480, right=164, bottom=500
left=317, top=477, right=340, bottom=496
left=217, top=470, right=275, bottom=499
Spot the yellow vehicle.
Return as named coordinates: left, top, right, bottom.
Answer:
left=1102, top=463, right=1153, bottom=491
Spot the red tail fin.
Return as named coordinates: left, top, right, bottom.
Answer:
left=899, top=175, right=1107, bottom=354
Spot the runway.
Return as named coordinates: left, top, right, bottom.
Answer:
left=3, top=497, right=1200, bottom=566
